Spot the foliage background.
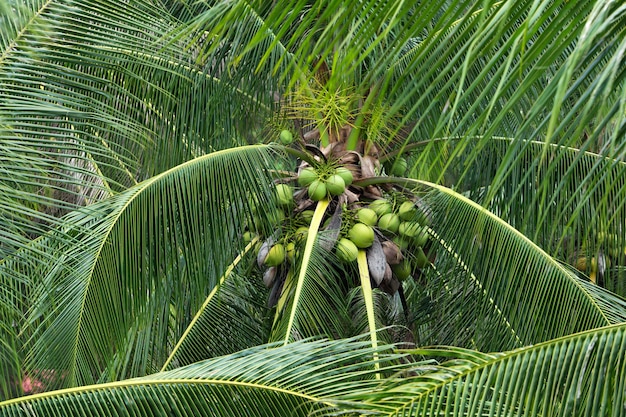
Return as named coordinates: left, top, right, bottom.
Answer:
left=0, top=0, right=625, bottom=415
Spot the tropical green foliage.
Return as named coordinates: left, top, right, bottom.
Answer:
left=0, top=0, right=625, bottom=415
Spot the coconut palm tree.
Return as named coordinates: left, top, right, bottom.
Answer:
left=0, top=0, right=625, bottom=414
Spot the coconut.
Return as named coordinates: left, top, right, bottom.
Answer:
left=286, top=241, right=296, bottom=262
left=335, top=167, right=353, bottom=186
left=348, top=223, right=375, bottom=248
left=357, top=208, right=378, bottom=226
left=300, top=210, right=315, bottom=223
left=298, top=167, right=318, bottom=187
left=336, top=238, right=358, bottom=263
left=325, top=174, right=346, bottom=196
left=275, top=184, right=293, bottom=207
left=279, top=129, right=293, bottom=145
left=308, top=179, right=327, bottom=201
left=398, top=221, right=422, bottom=238
left=414, top=246, right=430, bottom=268
left=413, top=227, right=429, bottom=247
left=369, top=199, right=392, bottom=216
left=390, top=157, right=408, bottom=176
left=295, top=226, right=309, bottom=241
left=393, top=236, right=410, bottom=250
left=378, top=213, right=401, bottom=234
left=398, top=201, right=417, bottom=221
left=264, top=243, right=286, bottom=266
left=392, top=259, right=412, bottom=281
left=242, top=231, right=254, bottom=244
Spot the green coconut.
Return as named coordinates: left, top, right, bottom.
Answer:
left=300, top=210, right=315, bottom=223
left=414, top=246, right=430, bottom=268
left=398, top=221, right=422, bottom=238
left=398, top=201, right=417, bottom=221
left=242, top=231, right=254, bottom=244
left=279, top=129, right=294, bottom=145
left=393, top=236, right=410, bottom=251
left=275, top=183, right=293, bottom=207
left=298, top=167, right=318, bottom=187
left=335, top=167, right=353, bottom=186
left=378, top=213, right=401, bottom=234
left=286, top=241, right=296, bottom=262
left=325, top=174, right=346, bottom=196
left=308, top=179, right=327, bottom=201
left=413, top=227, right=429, bottom=247
left=390, top=157, right=408, bottom=176
left=348, top=223, right=375, bottom=248
left=369, top=199, right=392, bottom=217
left=336, top=238, right=358, bottom=263
left=357, top=208, right=378, bottom=226
left=392, top=259, right=412, bottom=281
left=264, top=243, right=286, bottom=266
left=295, top=226, right=309, bottom=241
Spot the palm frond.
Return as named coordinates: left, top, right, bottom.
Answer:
left=340, top=322, right=626, bottom=416
left=269, top=202, right=353, bottom=343
left=280, top=199, right=330, bottom=342
left=0, top=0, right=276, bottom=254
left=411, top=137, right=626, bottom=296
left=0, top=338, right=407, bottom=417
left=161, top=245, right=271, bottom=370
left=10, top=145, right=277, bottom=390
left=389, top=1, right=624, bottom=151
left=402, top=180, right=626, bottom=351
left=356, top=248, right=381, bottom=358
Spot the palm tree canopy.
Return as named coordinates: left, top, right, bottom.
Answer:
left=0, top=0, right=625, bottom=413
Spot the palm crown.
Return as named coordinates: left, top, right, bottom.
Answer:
left=1, top=0, right=625, bottom=415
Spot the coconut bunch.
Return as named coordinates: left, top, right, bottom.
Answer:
left=251, top=128, right=434, bottom=306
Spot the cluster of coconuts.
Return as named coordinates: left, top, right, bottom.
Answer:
left=253, top=177, right=431, bottom=297
left=297, top=165, right=354, bottom=201
left=333, top=196, right=432, bottom=294
left=252, top=129, right=432, bottom=299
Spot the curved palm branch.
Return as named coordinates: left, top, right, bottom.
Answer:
left=341, top=322, right=626, bottom=416
left=412, top=137, right=626, bottom=294
left=268, top=218, right=354, bottom=344
left=0, top=338, right=406, bottom=417
left=398, top=180, right=626, bottom=351
left=160, top=244, right=271, bottom=370
left=0, top=0, right=276, bottom=253
left=12, top=145, right=277, bottom=390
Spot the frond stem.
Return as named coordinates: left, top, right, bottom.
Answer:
left=160, top=237, right=259, bottom=371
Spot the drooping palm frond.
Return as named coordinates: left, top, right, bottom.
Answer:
left=390, top=0, right=624, bottom=149
left=0, top=338, right=408, bottom=417
left=399, top=180, right=626, bottom=352
left=6, top=145, right=278, bottom=391
left=411, top=137, right=626, bottom=295
left=0, top=0, right=277, bottom=254
left=339, top=322, right=626, bottom=417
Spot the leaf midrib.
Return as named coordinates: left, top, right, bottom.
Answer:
left=0, top=0, right=54, bottom=66
left=0, top=376, right=319, bottom=408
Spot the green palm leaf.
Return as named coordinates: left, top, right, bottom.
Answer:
left=161, top=244, right=270, bottom=370
left=341, top=322, right=626, bottom=416
left=268, top=205, right=354, bottom=344
left=0, top=338, right=406, bottom=417
left=400, top=180, right=626, bottom=351
left=412, top=137, right=626, bottom=295
left=13, top=145, right=277, bottom=389
left=0, top=0, right=275, bottom=254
